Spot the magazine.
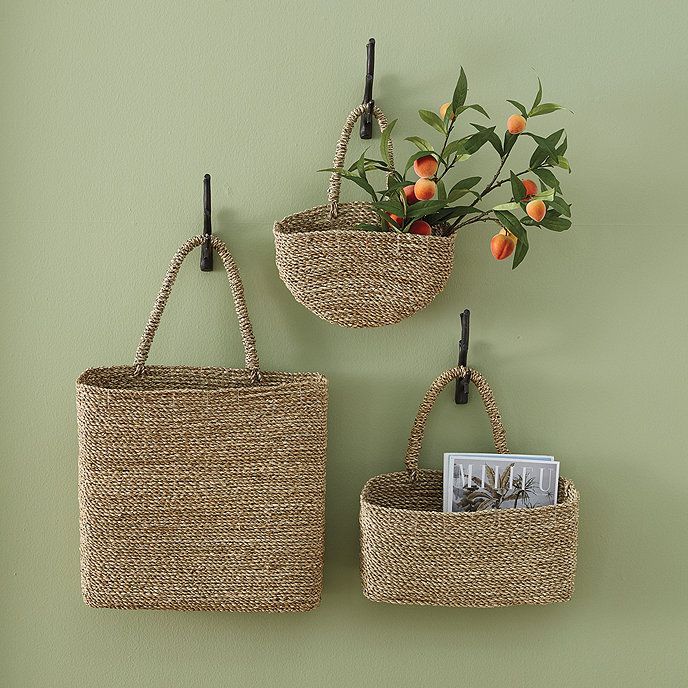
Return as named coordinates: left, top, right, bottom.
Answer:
left=443, top=453, right=560, bottom=513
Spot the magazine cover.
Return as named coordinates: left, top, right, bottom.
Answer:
left=443, top=454, right=560, bottom=513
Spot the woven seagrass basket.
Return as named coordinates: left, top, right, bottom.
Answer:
left=360, top=366, right=579, bottom=608
left=77, top=235, right=328, bottom=612
left=274, top=104, right=455, bottom=328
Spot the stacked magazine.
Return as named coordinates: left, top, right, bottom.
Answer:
left=443, top=453, right=560, bottom=513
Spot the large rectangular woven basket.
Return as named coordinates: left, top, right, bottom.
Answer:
left=77, top=235, right=328, bottom=612
left=359, top=367, right=579, bottom=608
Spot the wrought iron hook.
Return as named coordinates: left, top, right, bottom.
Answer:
left=360, top=38, right=375, bottom=139
left=200, top=174, right=213, bottom=271
left=455, top=309, right=471, bottom=404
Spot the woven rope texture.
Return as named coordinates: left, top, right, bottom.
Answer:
left=274, top=106, right=455, bottom=328
left=359, top=367, right=579, bottom=607
left=77, top=235, right=329, bottom=612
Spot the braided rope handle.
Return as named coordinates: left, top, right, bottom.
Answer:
left=405, top=367, right=509, bottom=481
left=133, top=235, right=260, bottom=379
left=327, top=105, right=395, bottom=219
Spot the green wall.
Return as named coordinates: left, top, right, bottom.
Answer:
left=2, top=1, right=687, bottom=686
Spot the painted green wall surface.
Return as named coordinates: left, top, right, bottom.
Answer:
left=2, top=1, right=687, bottom=686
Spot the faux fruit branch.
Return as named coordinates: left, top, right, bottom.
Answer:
left=322, top=68, right=572, bottom=268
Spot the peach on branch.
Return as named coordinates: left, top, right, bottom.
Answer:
left=413, top=155, right=438, bottom=178
left=507, top=114, right=527, bottom=134
left=526, top=199, right=546, bottom=222
left=414, top=177, right=436, bottom=201
left=403, top=184, right=418, bottom=205
left=490, top=230, right=516, bottom=260
left=409, top=220, right=432, bottom=235
left=521, top=178, right=538, bottom=199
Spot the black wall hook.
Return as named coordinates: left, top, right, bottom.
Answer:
left=360, top=38, right=375, bottom=139
left=200, top=173, right=213, bottom=272
left=455, top=309, right=471, bottom=404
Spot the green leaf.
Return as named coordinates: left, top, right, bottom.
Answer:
left=548, top=196, right=571, bottom=217
left=337, top=170, right=377, bottom=199
left=494, top=210, right=527, bottom=243
left=507, top=100, right=528, bottom=117
left=370, top=206, right=401, bottom=231
left=540, top=214, right=571, bottom=231
left=379, top=119, right=396, bottom=165
left=493, top=202, right=520, bottom=211
left=405, top=199, right=448, bottom=220
left=355, top=150, right=368, bottom=181
left=405, top=136, right=434, bottom=151
left=528, top=103, right=569, bottom=117
left=419, top=109, right=447, bottom=134
left=529, top=187, right=555, bottom=202
left=454, top=103, right=489, bottom=118
left=446, top=126, right=497, bottom=158
left=447, top=177, right=481, bottom=202
left=523, top=132, right=559, bottom=161
left=528, top=129, right=564, bottom=168
left=447, top=188, right=470, bottom=202
left=462, top=127, right=498, bottom=154
left=437, top=179, right=447, bottom=200
left=372, top=199, right=404, bottom=215
left=512, top=235, right=529, bottom=269
left=454, top=176, right=481, bottom=190
left=532, top=167, right=560, bottom=192
left=379, top=180, right=409, bottom=196
left=510, top=171, right=526, bottom=202
left=471, top=123, right=503, bottom=156
left=452, top=67, right=468, bottom=110
left=556, top=155, right=571, bottom=171
left=556, top=136, right=568, bottom=156
left=546, top=129, right=565, bottom=147
left=532, top=77, right=543, bottom=110
left=443, top=138, right=467, bottom=158
left=503, top=131, right=518, bottom=155
left=426, top=206, right=481, bottom=224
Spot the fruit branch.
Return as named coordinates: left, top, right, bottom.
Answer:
left=322, top=68, right=573, bottom=269
left=471, top=154, right=510, bottom=207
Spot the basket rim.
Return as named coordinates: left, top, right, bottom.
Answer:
left=360, top=469, right=579, bottom=519
left=77, top=365, right=328, bottom=395
left=274, top=201, right=454, bottom=243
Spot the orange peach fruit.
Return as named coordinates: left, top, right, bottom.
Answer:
left=414, top=177, right=436, bottom=201
left=521, top=178, right=538, bottom=199
left=413, top=155, right=438, bottom=178
left=507, top=114, right=527, bottom=134
left=403, top=184, right=418, bottom=205
left=409, top=220, right=432, bottom=236
left=491, top=231, right=516, bottom=260
left=526, top=199, right=546, bottom=222
left=387, top=213, right=404, bottom=227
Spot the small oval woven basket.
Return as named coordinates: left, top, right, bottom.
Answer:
left=274, top=105, right=455, bottom=328
left=77, top=235, right=328, bottom=612
left=360, top=367, right=579, bottom=608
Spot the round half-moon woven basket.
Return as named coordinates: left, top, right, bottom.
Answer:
left=274, top=105, right=455, bottom=328
left=359, top=367, right=579, bottom=608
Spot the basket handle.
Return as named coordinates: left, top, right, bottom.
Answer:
left=404, top=367, right=509, bottom=481
left=326, top=105, right=395, bottom=218
left=133, top=234, right=260, bottom=379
